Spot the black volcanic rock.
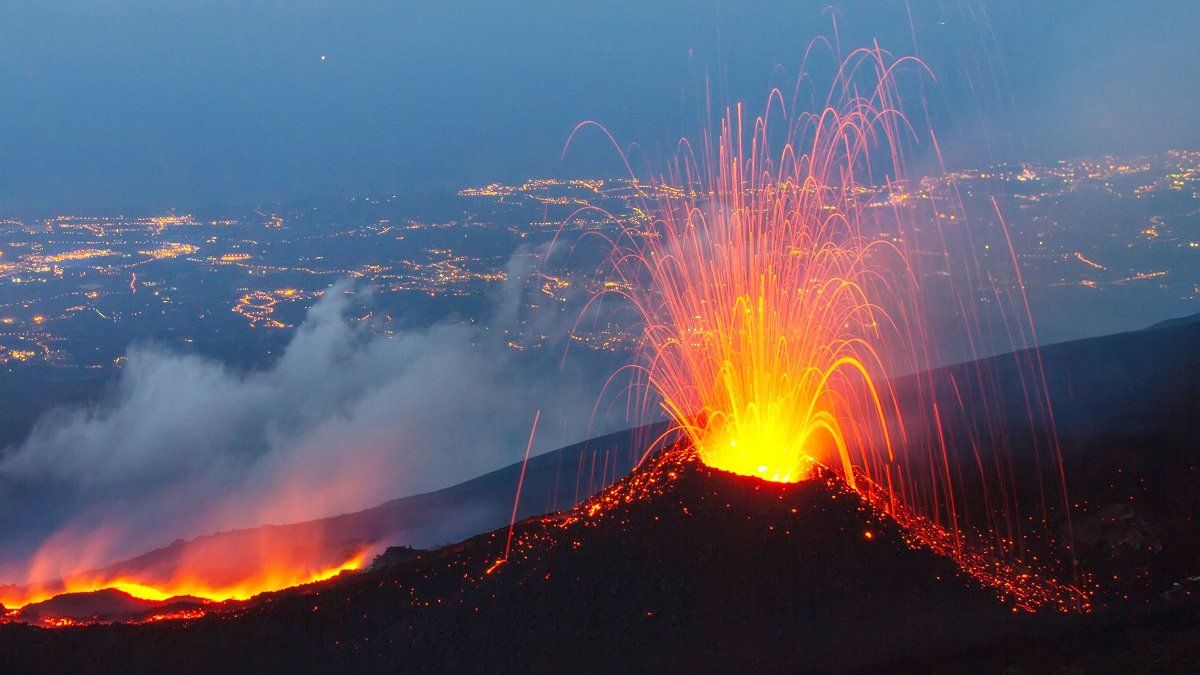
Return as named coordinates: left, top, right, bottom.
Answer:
left=0, top=450, right=1025, bottom=672
left=2, top=317, right=1200, bottom=669
left=3, top=449, right=1200, bottom=671
left=864, top=310, right=1200, bottom=605
left=18, top=311, right=1197, bottom=619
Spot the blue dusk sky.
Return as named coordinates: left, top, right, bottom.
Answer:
left=0, top=0, right=1196, bottom=210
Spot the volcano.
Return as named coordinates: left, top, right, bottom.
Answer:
left=3, top=446, right=1198, bottom=672
left=2, top=315, right=1200, bottom=670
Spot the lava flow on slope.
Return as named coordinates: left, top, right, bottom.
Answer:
left=0, top=443, right=1100, bottom=672
left=0, top=544, right=368, bottom=628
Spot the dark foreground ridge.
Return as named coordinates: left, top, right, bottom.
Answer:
left=4, top=448, right=1197, bottom=672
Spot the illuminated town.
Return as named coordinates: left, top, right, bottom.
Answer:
left=2, top=152, right=1197, bottom=375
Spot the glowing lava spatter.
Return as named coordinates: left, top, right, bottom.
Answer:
left=598, top=49, right=919, bottom=486
left=575, top=45, right=1086, bottom=608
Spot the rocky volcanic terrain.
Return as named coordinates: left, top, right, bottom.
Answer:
left=1, top=448, right=1197, bottom=672
left=2, top=316, right=1199, bottom=671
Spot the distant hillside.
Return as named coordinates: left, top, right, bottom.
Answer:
left=1145, top=311, right=1200, bottom=331
left=884, top=310, right=1200, bottom=603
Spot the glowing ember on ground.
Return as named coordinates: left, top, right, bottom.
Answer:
left=133, top=608, right=209, bottom=624
left=491, top=444, right=1090, bottom=613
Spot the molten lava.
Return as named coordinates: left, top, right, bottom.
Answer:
left=625, top=165, right=902, bottom=486
left=581, top=44, right=1080, bottom=599
left=0, top=551, right=366, bottom=614
left=601, top=54, right=909, bottom=486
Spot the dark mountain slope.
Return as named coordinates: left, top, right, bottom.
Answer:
left=7, top=312, right=1200, bottom=620
left=0, top=450, right=1028, bottom=672
left=0, top=422, right=666, bottom=608
left=2, top=313, right=1200, bottom=669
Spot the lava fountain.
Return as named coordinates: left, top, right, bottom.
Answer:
left=626, top=164, right=901, bottom=487
left=574, top=44, right=1084, bottom=607
left=592, top=48, right=924, bottom=486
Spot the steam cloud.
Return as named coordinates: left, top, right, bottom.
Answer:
left=0, top=261, right=625, bottom=582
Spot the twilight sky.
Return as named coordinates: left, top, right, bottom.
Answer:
left=0, top=0, right=1196, bottom=211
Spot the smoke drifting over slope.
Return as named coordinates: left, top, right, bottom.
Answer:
left=0, top=272, right=623, bottom=584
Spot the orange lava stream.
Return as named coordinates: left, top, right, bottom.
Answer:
left=0, top=551, right=366, bottom=611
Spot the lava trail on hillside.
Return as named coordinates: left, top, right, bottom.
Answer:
left=0, top=446, right=1071, bottom=672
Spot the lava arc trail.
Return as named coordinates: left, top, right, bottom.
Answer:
left=575, top=45, right=1089, bottom=610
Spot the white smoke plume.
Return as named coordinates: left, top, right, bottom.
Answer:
left=0, top=264, right=625, bottom=581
